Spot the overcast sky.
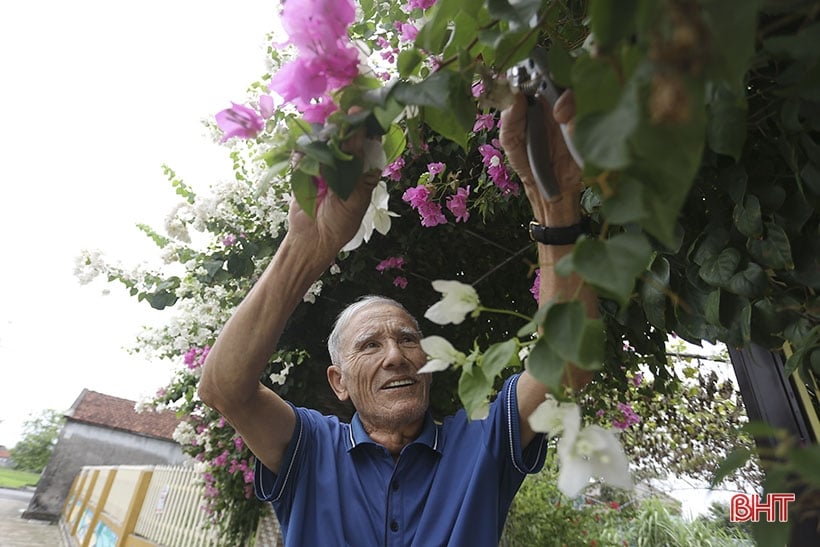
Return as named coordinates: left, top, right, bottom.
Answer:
left=0, top=0, right=275, bottom=446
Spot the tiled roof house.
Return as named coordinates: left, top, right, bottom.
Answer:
left=65, top=389, right=179, bottom=440
left=24, top=389, right=187, bottom=521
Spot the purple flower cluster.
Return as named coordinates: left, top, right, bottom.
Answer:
left=530, top=268, right=541, bottom=303
left=183, top=345, right=211, bottom=370
left=478, top=141, right=519, bottom=196
left=376, top=255, right=408, bottom=289
left=406, top=0, right=437, bottom=9
left=612, top=402, right=642, bottom=430
left=268, top=0, right=359, bottom=123
left=402, top=185, right=447, bottom=227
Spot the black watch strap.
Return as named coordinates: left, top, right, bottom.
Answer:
left=528, top=217, right=589, bottom=245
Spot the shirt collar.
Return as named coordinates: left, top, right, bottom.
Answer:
left=347, top=411, right=441, bottom=454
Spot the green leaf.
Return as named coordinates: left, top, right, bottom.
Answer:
left=539, top=301, right=603, bottom=371
left=706, top=82, right=748, bottom=161
left=486, top=0, right=541, bottom=30
left=415, top=0, right=483, bottom=54
left=589, top=0, right=639, bottom=52
left=322, top=156, right=363, bottom=200
left=227, top=254, right=254, bottom=277
left=291, top=169, right=318, bottom=218
left=601, top=175, right=648, bottom=224
left=562, top=232, right=653, bottom=307
left=701, top=0, right=762, bottom=91
left=764, top=21, right=820, bottom=62
left=301, top=140, right=335, bottom=165
left=545, top=45, right=574, bottom=89
left=145, top=290, right=177, bottom=310
left=393, top=70, right=452, bottom=110
left=789, top=445, right=820, bottom=487
left=571, top=55, right=622, bottom=117
left=728, top=262, right=767, bottom=298
left=641, top=255, right=670, bottom=330
left=480, top=339, right=519, bottom=379
left=628, top=73, right=707, bottom=247
left=526, top=336, right=565, bottom=394
left=747, top=222, right=794, bottom=270
left=423, top=105, right=471, bottom=150
left=458, top=365, right=493, bottom=420
left=382, top=124, right=406, bottom=165
left=699, top=247, right=741, bottom=287
left=397, top=49, right=423, bottom=78
left=709, top=446, right=752, bottom=487
left=542, top=302, right=586, bottom=364
left=733, top=194, right=763, bottom=238
left=574, top=80, right=640, bottom=170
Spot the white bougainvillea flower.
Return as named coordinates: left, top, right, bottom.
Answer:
left=362, top=138, right=387, bottom=172
left=342, top=181, right=398, bottom=252
left=556, top=420, right=633, bottom=499
left=424, top=280, right=480, bottom=325
left=418, top=335, right=466, bottom=373
left=527, top=394, right=579, bottom=440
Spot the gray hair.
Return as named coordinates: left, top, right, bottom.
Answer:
left=327, top=295, right=420, bottom=365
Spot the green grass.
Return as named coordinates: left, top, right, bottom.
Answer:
left=0, top=467, right=40, bottom=488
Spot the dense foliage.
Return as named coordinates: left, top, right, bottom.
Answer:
left=77, top=0, right=819, bottom=543
left=11, top=409, right=64, bottom=474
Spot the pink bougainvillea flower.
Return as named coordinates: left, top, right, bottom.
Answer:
left=383, top=157, right=405, bottom=181
left=471, top=81, right=485, bottom=98
left=402, top=185, right=431, bottom=208
left=222, top=234, right=237, bottom=247
left=427, top=162, right=445, bottom=176
left=280, top=0, right=356, bottom=54
left=258, top=94, right=275, bottom=119
left=396, top=22, right=419, bottom=42
left=295, top=95, right=338, bottom=124
left=418, top=201, right=447, bottom=227
left=269, top=57, right=330, bottom=104
left=406, top=0, right=437, bottom=10
left=215, top=103, right=264, bottom=142
left=473, top=113, right=495, bottom=132
left=478, top=142, right=520, bottom=196
left=403, top=185, right=447, bottom=227
left=376, top=255, right=406, bottom=272
left=393, top=276, right=408, bottom=289
left=446, top=185, right=470, bottom=222
left=612, top=402, right=641, bottom=430
left=530, top=268, right=541, bottom=302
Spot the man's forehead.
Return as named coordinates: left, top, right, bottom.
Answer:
left=343, top=303, right=418, bottom=338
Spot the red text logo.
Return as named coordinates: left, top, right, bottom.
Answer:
left=729, top=493, right=795, bottom=522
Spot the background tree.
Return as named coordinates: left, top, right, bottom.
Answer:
left=10, top=409, right=64, bottom=474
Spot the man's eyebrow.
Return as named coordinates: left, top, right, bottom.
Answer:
left=398, top=326, right=422, bottom=339
left=351, top=331, right=379, bottom=348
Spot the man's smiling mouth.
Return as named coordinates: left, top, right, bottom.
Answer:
left=382, top=378, right=417, bottom=390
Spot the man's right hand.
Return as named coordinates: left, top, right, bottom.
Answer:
left=287, top=126, right=382, bottom=263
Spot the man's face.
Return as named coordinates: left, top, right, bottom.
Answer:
left=329, top=302, right=431, bottom=430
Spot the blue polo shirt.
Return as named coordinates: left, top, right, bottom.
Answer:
left=254, top=374, right=546, bottom=546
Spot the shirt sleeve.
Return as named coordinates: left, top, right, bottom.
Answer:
left=495, top=373, right=548, bottom=475
left=254, top=402, right=305, bottom=504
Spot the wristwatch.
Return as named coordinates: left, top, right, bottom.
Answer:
left=528, top=217, right=590, bottom=245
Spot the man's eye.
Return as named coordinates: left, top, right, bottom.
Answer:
left=401, top=336, right=419, bottom=345
left=364, top=341, right=380, bottom=349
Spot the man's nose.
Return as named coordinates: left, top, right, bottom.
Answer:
left=381, top=339, right=407, bottom=368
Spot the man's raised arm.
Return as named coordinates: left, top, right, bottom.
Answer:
left=500, top=92, right=598, bottom=449
left=198, top=128, right=380, bottom=475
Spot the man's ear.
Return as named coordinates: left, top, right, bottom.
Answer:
left=327, top=365, right=349, bottom=401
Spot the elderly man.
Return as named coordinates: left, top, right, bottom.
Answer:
left=198, top=92, right=596, bottom=546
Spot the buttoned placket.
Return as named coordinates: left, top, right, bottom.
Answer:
left=384, top=451, right=405, bottom=547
